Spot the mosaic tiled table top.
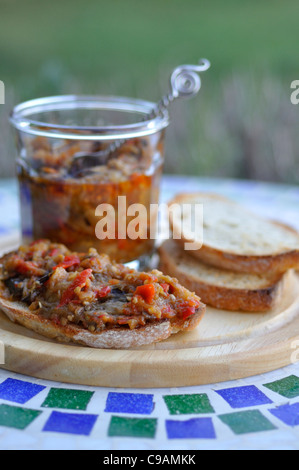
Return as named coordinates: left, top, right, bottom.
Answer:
left=1, top=175, right=299, bottom=450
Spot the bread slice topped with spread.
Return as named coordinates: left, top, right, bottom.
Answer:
left=0, top=239, right=205, bottom=349
left=159, top=239, right=288, bottom=312
left=168, top=192, right=299, bottom=275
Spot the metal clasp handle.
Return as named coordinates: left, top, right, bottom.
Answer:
left=170, top=58, right=211, bottom=98
left=151, top=59, right=211, bottom=117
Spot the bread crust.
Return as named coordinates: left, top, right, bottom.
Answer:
left=178, top=241, right=299, bottom=276
left=159, top=240, right=286, bottom=312
left=168, top=192, right=299, bottom=275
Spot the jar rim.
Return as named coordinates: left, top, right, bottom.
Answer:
left=10, top=94, right=170, bottom=141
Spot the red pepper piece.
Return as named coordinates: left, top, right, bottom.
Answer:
left=135, top=283, right=156, bottom=304
left=12, top=256, right=45, bottom=277
left=160, top=283, right=170, bottom=294
left=48, top=248, right=60, bottom=257
left=58, top=268, right=92, bottom=307
left=181, top=306, right=196, bottom=320
left=95, top=286, right=111, bottom=298
left=53, top=254, right=81, bottom=270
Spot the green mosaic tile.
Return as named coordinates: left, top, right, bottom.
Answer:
left=163, top=394, right=215, bottom=415
left=0, top=404, right=42, bottom=430
left=219, top=410, right=276, bottom=435
left=263, top=375, right=299, bottom=399
left=41, top=387, right=94, bottom=410
left=108, top=416, right=157, bottom=438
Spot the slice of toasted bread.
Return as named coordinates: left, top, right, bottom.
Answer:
left=159, top=239, right=287, bottom=312
left=0, top=296, right=205, bottom=349
left=168, top=192, right=299, bottom=274
left=0, top=240, right=205, bottom=349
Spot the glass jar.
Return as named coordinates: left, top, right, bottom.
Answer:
left=10, top=95, right=169, bottom=267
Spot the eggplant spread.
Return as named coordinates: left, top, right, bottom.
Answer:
left=0, top=239, right=203, bottom=333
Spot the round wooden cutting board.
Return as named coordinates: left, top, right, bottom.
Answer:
left=0, top=236, right=299, bottom=388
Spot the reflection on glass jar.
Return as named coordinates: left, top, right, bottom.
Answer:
left=11, top=96, right=169, bottom=265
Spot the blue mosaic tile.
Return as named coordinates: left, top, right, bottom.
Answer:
left=42, top=410, right=98, bottom=435
left=215, top=385, right=273, bottom=409
left=0, top=378, right=46, bottom=404
left=105, top=392, right=154, bottom=415
left=269, top=403, right=299, bottom=427
left=165, top=418, right=216, bottom=439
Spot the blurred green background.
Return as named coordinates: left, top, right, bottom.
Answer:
left=1, top=0, right=298, bottom=182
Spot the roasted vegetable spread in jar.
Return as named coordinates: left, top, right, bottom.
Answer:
left=18, top=134, right=164, bottom=263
